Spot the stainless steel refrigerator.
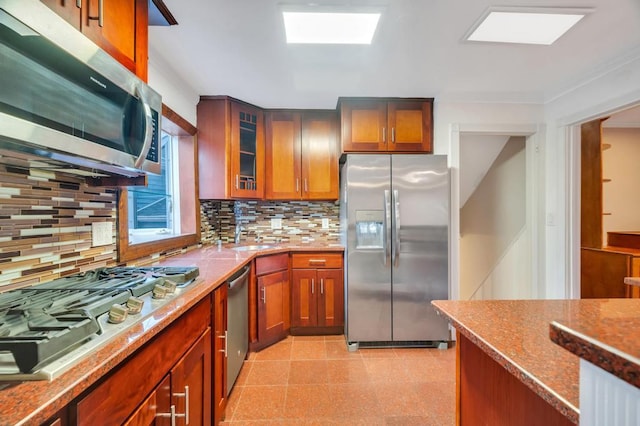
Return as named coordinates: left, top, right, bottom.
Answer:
left=340, top=154, right=450, bottom=347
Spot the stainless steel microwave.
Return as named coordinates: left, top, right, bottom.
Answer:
left=0, top=0, right=162, bottom=177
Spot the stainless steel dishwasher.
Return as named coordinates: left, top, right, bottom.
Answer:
left=226, top=265, right=249, bottom=395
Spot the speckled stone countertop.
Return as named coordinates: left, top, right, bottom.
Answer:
left=0, top=243, right=343, bottom=426
left=549, top=298, right=640, bottom=389
left=431, top=299, right=581, bottom=424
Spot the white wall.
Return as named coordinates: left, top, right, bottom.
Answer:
left=544, top=51, right=640, bottom=299
left=460, top=137, right=528, bottom=300
left=460, top=135, right=510, bottom=208
left=602, top=127, right=640, bottom=240
left=147, top=45, right=199, bottom=126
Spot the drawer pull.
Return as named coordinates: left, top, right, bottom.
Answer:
left=173, top=386, right=190, bottom=425
left=308, top=259, right=326, bottom=266
left=156, top=405, right=176, bottom=426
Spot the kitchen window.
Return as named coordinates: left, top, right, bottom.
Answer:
left=127, top=131, right=180, bottom=244
left=117, top=105, right=198, bottom=262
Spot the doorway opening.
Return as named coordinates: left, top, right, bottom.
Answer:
left=449, top=124, right=542, bottom=301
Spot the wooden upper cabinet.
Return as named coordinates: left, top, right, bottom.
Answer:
left=198, top=97, right=265, bottom=199
left=41, top=0, right=148, bottom=81
left=265, top=110, right=338, bottom=200
left=265, top=111, right=302, bottom=199
left=339, top=98, right=433, bottom=153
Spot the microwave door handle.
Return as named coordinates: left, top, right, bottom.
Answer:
left=133, top=85, right=154, bottom=169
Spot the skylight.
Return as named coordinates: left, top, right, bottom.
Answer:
left=466, top=8, right=590, bottom=45
left=283, top=11, right=381, bottom=44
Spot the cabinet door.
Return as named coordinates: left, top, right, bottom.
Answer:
left=171, top=328, right=212, bottom=426
left=386, top=100, right=432, bottom=152
left=257, top=270, right=288, bottom=345
left=340, top=100, right=387, bottom=152
left=301, top=112, right=339, bottom=200
left=230, top=102, right=265, bottom=199
left=43, top=0, right=148, bottom=80
left=265, top=111, right=302, bottom=199
left=317, top=269, right=344, bottom=327
left=213, top=285, right=228, bottom=425
left=41, top=0, right=81, bottom=27
left=124, top=375, right=171, bottom=426
left=291, top=269, right=318, bottom=327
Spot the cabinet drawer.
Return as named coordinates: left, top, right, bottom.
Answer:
left=255, top=253, right=289, bottom=275
left=291, top=253, right=343, bottom=269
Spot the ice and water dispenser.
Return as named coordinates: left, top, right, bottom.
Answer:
left=355, top=210, right=384, bottom=249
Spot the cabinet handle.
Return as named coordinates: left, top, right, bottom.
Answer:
left=88, top=0, right=104, bottom=27
left=235, top=174, right=239, bottom=190
left=311, top=279, right=315, bottom=294
left=156, top=405, right=176, bottom=426
left=382, top=127, right=386, bottom=142
left=173, top=386, right=190, bottom=425
left=304, top=179, right=308, bottom=193
left=296, top=178, right=300, bottom=192
left=308, top=259, right=326, bottom=266
left=392, top=127, right=396, bottom=143
left=261, top=286, right=266, bottom=304
left=218, top=331, right=228, bottom=356
left=320, top=279, right=324, bottom=295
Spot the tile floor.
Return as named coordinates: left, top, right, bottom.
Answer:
left=220, top=335, right=456, bottom=425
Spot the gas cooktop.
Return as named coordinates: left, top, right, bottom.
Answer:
left=0, top=266, right=199, bottom=381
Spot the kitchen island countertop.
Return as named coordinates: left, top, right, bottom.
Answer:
left=549, top=298, right=640, bottom=389
left=432, top=299, right=581, bottom=424
left=0, top=243, right=343, bottom=426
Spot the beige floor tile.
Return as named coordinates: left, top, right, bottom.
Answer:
left=223, top=385, right=243, bottom=421
left=289, top=360, right=330, bottom=384
left=253, top=340, right=293, bottom=361
left=283, top=384, right=336, bottom=419
left=363, top=357, right=414, bottom=382
left=326, top=359, right=370, bottom=384
left=325, top=340, right=361, bottom=359
left=233, top=385, right=287, bottom=421
left=329, top=382, right=382, bottom=418
left=323, top=334, right=345, bottom=341
left=358, top=347, right=398, bottom=358
left=245, top=360, right=290, bottom=386
left=291, top=340, right=327, bottom=360
left=233, top=361, right=253, bottom=387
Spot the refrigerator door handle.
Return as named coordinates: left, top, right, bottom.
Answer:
left=392, top=189, right=400, bottom=267
left=383, top=190, right=391, bottom=266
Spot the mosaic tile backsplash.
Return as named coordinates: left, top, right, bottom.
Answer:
left=0, top=165, right=117, bottom=291
left=0, top=160, right=341, bottom=291
left=200, top=200, right=341, bottom=244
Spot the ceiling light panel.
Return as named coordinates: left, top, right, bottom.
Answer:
left=466, top=8, right=591, bottom=45
left=283, top=11, right=381, bottom=44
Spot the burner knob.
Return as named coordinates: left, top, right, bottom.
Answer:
left=126, top=297, right=144, bottom=314
left=162, top=278, right=177, bottom=294
left=152, top=283, right=168, bottom=299
left=108, top=304, right=128, bottom=324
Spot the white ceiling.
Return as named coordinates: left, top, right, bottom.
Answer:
left=148, top=0, right=640, bottom=110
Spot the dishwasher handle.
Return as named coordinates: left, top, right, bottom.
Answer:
left=228, top=265, right=250, bottom=290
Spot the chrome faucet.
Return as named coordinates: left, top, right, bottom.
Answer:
left=234, top=224, right=244, bottom=244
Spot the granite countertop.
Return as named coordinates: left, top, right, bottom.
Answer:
left=549, top=298, right=640, bottom=389
left=431, top=299, right=581, bottom=424
left=0, top=243, right=343, bottom=425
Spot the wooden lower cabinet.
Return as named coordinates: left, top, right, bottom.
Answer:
left=581, top=247, right=640, bottom=298
left=74, top=297, right=212, bottom=426
left=290, top=253, right=344, bottom=334
left=125, top=326, right=211, bottom=426
left=257, top=270, right=289, bottom=345
left=251, top=253, right=290, bottom=351
left=457, top=332, right=572, bottom=425
left=213, top=285, right=228, bottom=425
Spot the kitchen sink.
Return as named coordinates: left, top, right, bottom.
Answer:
left=230, top=244, right=274, bottom=252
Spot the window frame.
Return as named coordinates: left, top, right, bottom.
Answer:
left=117, top=104, right=199, bottom=262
